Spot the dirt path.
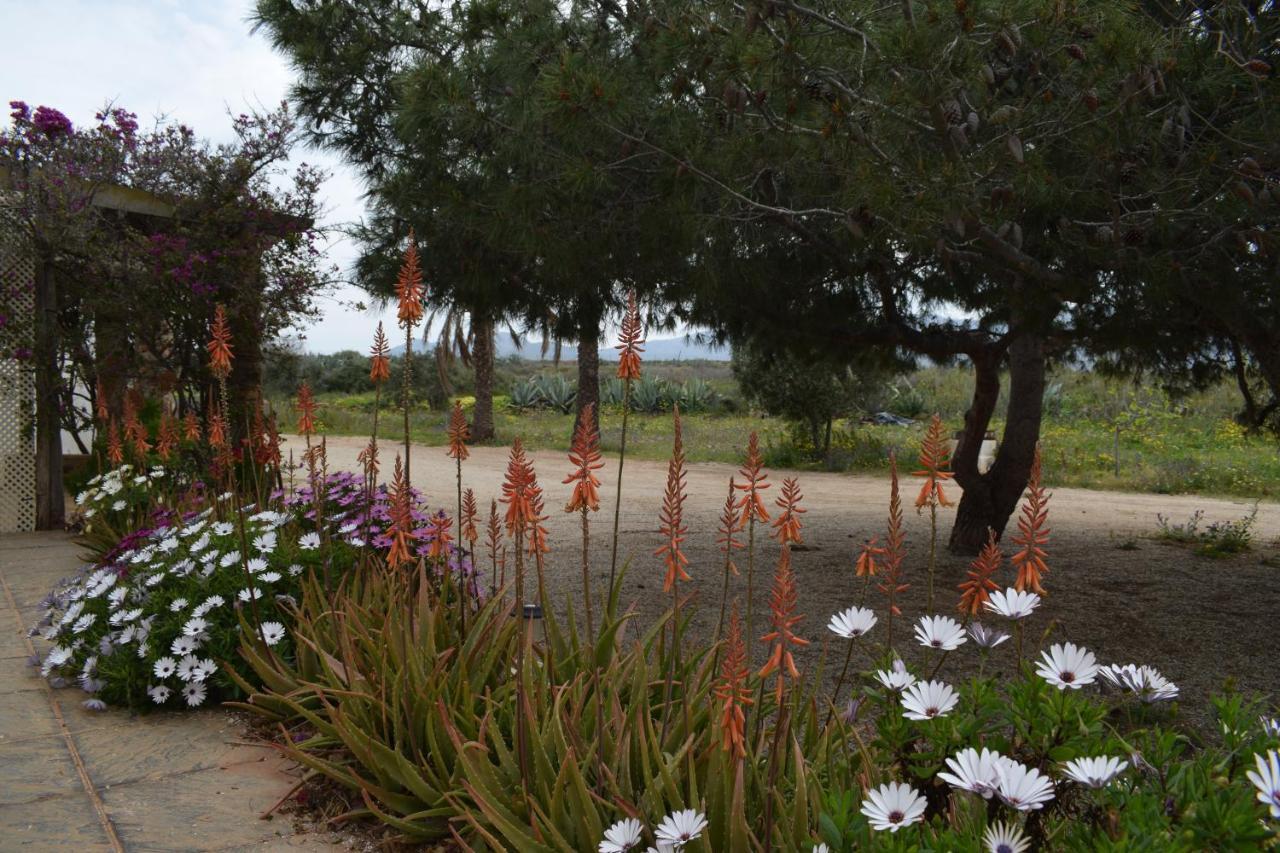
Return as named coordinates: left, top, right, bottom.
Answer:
left=310, top=435, right=1280, bottom=729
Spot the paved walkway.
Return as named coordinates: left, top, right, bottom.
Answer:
left=0, top=532, right=339, bottom=852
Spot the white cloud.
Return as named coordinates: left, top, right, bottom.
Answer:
left=0, top=0, right=392, bottom=352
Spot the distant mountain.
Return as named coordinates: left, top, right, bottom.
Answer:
left=392, top=335, right=731, bottom=362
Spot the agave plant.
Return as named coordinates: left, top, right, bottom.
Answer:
left=535, top=374, right=578, bottom=414
left=508, top=378, right=543, bottom=411
left=677, top=378, right=717, bottom=413
left=630, top=377, right=668, bottom=414
left=600, top=377, right=626, bottom=407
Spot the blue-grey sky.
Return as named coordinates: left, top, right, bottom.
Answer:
left=0, top=0, right=395, bottom=353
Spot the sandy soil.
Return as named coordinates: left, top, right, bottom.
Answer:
left=301, top=435, right=1280, bottom=729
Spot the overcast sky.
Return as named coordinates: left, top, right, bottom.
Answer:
left=0, top=0, right=396, bottom=353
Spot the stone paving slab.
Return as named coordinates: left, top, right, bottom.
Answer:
left=0, top=532, right=340, bottom=852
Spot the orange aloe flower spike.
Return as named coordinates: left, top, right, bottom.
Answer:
left=501, top=438, right=536, bottom=537
left=615, top=290, right=645, bottom=381
left=206, top=405, right=228, bottom=450
left=461, top=489, right=480, bottom=546
left=855, top=537, right=885, bottom=578
left=357, top=439, right=380, bottom=481
left=206, top=303, right=234, bottom=381
left=714, top=604, right=753, bottom=759
left=395, top=232, right=426, bottom=329
left=369, top=322, right=392, bottom=385
left=156, top=409, right=179, bottom=461
left=525, top=478, right=551, bottom=558
left=426, top=511, right=453, bottom=561
left=446, top=400, right=470, bottom=461
left=182, top=410, right=201, bottom=442
left=654, top=406, right=690, bottom=592
left=385, top=455, right=416, bottom=569
left=563, top=403, right=605, bottom=513
left=1011, top=446, right=1051, bottom=596
left=771, top=477, right=806, bottom=545
left=913, top=413, right=954, bottom=509
left=957, top=529, right=1003, bottom=615
left=716, top=478, right=743, bottom=573
left=295, top=381, right=318, bottom=437
left=734, top=431, right=771, bottom=525
left=876, top=453, right=910, bottom=617
left=94, top=378, right=109, bottom=423
left=758, top=546, right=809, bottom=705
left=106, top=420, right=124, bottom=466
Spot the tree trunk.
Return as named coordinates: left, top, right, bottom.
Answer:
left=34, top=258, right=65, bottom=530
left=575, top=302, right=601, bottom=434
left=471, top=314, right=496, bottom=442
left=949, top=333, right=1046, bottom=554
left=93, top=299, right=129, bottom=423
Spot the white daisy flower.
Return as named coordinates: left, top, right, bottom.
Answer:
left=72, top=613, right=97, bottom=634
left=118, top=625, right=138, bottom=644
left=914, top=615, right=967, bottom=651
left=253, top=532, right=278, bottom=554
left=860, top=781, right=926, bottom=833
left=874, top=659, right=916, bottom=692
left=968, top=623, right=1010, bottom=648
left=182, top=616, right=208, bottom=637
left=46, top=645, right=73, bottom=667
left=1036, top=643, right=1100, bottom=690
left=598, top=817, right=644, bottom=852
left=828, top=606, right=877, bottom=639
left=85, top=508, right=97, bottom=518
left=1247, top=749, right=1280, bottom=819
left=1061, top=756, right=1127, bottom=788
left=260, top=622, right=287, bottom=646
left=995, top=760, right=1055, bottom=811
left=937, top=747, right=1004, bottom=798
left=75, top=491, right=88, bottom=505
left=194, top=594, right=225, bottom=615
left=220, top=550, right=242, bottom=568
left=172, top=559, right=195, bottom=577
left=144, top=571, right=166, bottom=587
left=133, top=475, right=148, bottom=485
left=1262, top=717, right=1280, bottom=737
left=246, top=557, right=269, bottom=575
left=158, top=536, right=179, bottom=553
left=190, top=533, right=211, bottom=553
left=1099, top=664, right=1178, bottom=702
left=239, top=587, right=264, bottom=602
left=107, top=586, right=127, bottom=606
left=170, top=635, right=199, bottom=656
left=153, top=656, right=178, bottom=678
left=654, top=809, right=708, bottom=848
left=257, top=571, right=281, bottom=584
left=984, top=588, right=1041, bottom=620
left=181, top=681, right=207, bottom=707
left=901, top=680, right=959, bottom=721
left=213, top=522, right=234, bottom=536
left=298, top=531, right=321, bottom=551
left=288, top=563, right=304, bottom=577
left=983, top=821, right=1030, bottom=853
left=59, top=600, right=85, bottom=626
left=112, top=500, right=127, bottom=511
left=192, top=658, right=217, bottom=682
left=169, top=598, right=188, bottom=613
left=176, top=654, right=202, bottom=682
left=148, top=685, right=171, bottom=704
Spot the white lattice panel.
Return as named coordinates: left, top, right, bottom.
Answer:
left=0, top=197, right=36, bottom=533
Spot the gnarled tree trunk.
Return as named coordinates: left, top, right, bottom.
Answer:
left=471, top=314, right=496, bottom=442
left=948, top=331, right=1046, bottom=554
left=575, top=301, right=601, bottom=434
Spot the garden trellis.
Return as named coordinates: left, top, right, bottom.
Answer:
left=0, top=192, right=36, bottom=532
